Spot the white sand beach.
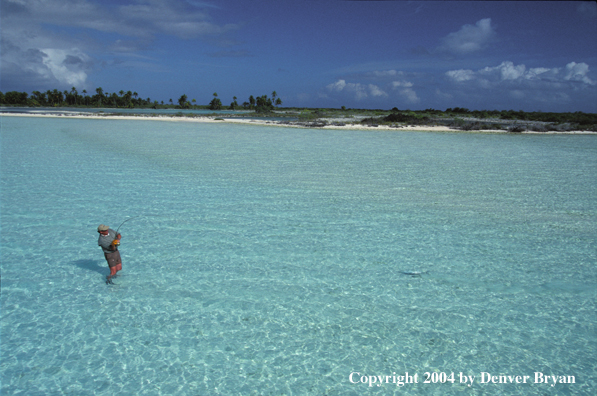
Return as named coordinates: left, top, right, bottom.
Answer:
left=1, top=112, right=595, bottom=134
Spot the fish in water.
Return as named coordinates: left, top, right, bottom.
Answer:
left=400, top=271, right=429, bottom=277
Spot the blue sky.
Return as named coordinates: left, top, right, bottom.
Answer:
left=2, top=0, right=596, bottom=112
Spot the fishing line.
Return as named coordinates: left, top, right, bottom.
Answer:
left=113, top=214, right=262, bottom=245
left=115, top=215, right=143, bottom=235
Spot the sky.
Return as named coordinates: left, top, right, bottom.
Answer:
left=2, top=0, right=596, bottom=112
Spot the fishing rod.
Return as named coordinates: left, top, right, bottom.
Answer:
left=111, top=215, right=143, bottom=246
left=115, top=216, right=142, bottom=235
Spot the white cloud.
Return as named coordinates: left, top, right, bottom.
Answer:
left=3, top=0, right=239, bottom=40
left=327, top=79, right=347, bottom=92
left=524, top=67, right=553, bottom=80
left=438, top=18, right=496, bottom=54
left=369, top=70, right=398, bottom=78
left=443, top=61, right=596, bottom=110
left=564, top=62, right=595, bottom=85
left=326, top=79, right=387, bottom=100
left=41, top=48, right=90, bottom=86
left=368, top=84, right=388, bottom=97
left=353, top=86, right=368, bottom=100
left=481, top=61, right=526, bottom=80
left=446, top=61, right=595, bottom=87
left=392, top=80, right=414, bottom=88
left=445, top=69, right=475, bottom=82
left=398, top=88, right=420, bottom=104
left=0, top=0, right=240, bottom=91
left=389, top=80, right=419, bottom=103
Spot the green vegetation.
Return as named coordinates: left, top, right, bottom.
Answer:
left=1, top=87, right=595, bottom=131
left=209, top=92, right=222, bottom=110
left=0, top=87, right=283, bottom=113
left=289, top=107, right=597, bottom=132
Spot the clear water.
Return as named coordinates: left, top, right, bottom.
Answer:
left=1, top=116, right=596, bottom=395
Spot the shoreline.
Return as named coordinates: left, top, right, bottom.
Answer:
left=2, top=112, right=596, bottom=134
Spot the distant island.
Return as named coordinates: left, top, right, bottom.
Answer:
left=1, top=87, right=596, bottom=132
left=0, top=88, right=281, bottom=113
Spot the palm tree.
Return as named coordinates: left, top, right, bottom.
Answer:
left=71, top=87, right=78, bottom=105
left=209, top=93, right=222, bottom=110
left=178, top=94, right=188, bottom=108
left=96, top=87, right=104, bottom=106
left=54, top=89, right=64, bottom=105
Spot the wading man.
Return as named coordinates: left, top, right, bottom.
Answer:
left=97, top=224, right=122, bottom=284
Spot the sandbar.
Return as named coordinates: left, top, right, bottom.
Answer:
left=1, top=112, right=595, bottom=134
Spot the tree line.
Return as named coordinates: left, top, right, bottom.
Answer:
left=0, top=87, right=283, bottom=112
left=2, top=87, right=594, bottom=125
left=202, top=91, right=282, bottom=112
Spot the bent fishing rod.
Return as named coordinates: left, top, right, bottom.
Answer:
left=110, top=215, right=143, bottom=246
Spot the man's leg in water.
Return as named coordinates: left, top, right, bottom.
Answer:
left=105, top=251, right=122, bottom=284
left=107, top=264, right=122, bottom=281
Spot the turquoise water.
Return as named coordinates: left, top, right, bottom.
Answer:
left=1, top=116, right=596, bottom=395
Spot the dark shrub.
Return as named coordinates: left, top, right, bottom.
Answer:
left=382, top=112, right=429, bottom=124
left=508, top=125, right=526, bottom=133
left=529, top=124, right=551, bottom=132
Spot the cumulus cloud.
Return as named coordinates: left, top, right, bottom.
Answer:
left=564, top=62, right=595, bottom=85
left=2, top=0, right=239, bottom=40
left=446, top=61, right=595, bottom=87
left=390, top=80, right=419, bottom=103
left=445, top=69, right=475, bottom=82
left=1, top=25, right=94, bottom=90
left=326, top=79, right=387, bottom=100
left=391, top=80, right=414, bottom=88
left=0, top=0, right=240, bottom=91
left=480, top=61, right=526, bottom=80
left=368, top=84, right=388, bottom=97
left=325, top=75, right=422, bottom=104
left=327, top=79, right=347, bottom=92
left=438, top=18, right=496, bottom=54
left=398, top=88, right=420, bottom=104
left=524, top=67, right=552, bottom=80
left=443, top=61, right=596, bottom=110
left=40, top=49, right=91, bottom=87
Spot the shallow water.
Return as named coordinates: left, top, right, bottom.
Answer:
left=1, top=116, right=596, bottom=395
